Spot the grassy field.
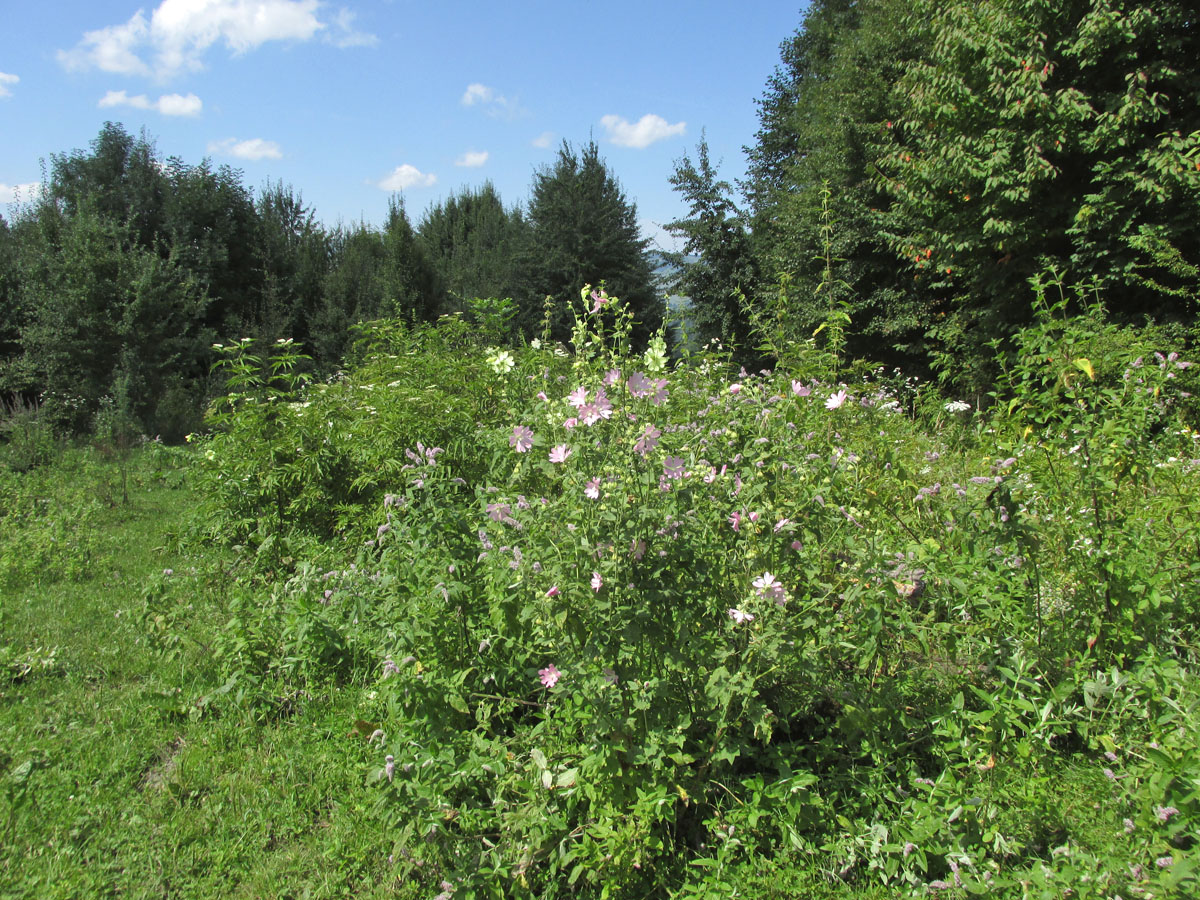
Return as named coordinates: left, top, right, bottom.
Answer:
left=0, top=450, right=399, bottom=899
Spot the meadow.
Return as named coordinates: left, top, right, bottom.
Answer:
left=2, top=283, right=1198, bottom=899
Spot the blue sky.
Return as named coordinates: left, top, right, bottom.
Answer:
left=1, top=1, right=805, bottom=251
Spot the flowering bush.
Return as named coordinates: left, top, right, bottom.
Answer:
left=168, top=282, right=1200, bottom=897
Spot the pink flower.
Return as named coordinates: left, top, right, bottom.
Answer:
left=728, top=608, right=755, bottom=625
left=791, top=380, right=811, bottom=397
left=630, top=538, right=647, bottom=561
left=563, top=416, right=578, bottom=430
left=568, top=387, right=589, bottom=409
left=627, top=371, right=652, bottom=398
left=536, top=391, right=548, bottom=402
left=663, top=456, right=685, bottom=479
left=825, top=389, right=848, bottom=410
left=650, top=379, right=669, bottom=406
left=549, top=444, right=572, bottom=464
left=729, top=511, right=741, bottom=531
left=539, top=664, right=561, bottom=688
left=510, top=425, right=534, bottom=452
left=546, top=585, right=560, bottom=597
left=730, top=383, right=742, bottom=395
left=634, top=424, right=661, bottom=457
left=584, top=477, right=601, bottom=500
left=603, top=368, right=621, bottom=386
left=591, top=571, right=603, bottom=592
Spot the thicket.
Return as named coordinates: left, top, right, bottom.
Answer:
left=669, top=0, right=1200, bottom=392
left=137, top=281, right=1200, bottom=897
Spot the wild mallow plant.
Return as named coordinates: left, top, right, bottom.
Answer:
left=167, top=282, right=1199, bottom=897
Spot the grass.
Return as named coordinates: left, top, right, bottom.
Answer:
left=0, top=449, right=395, bottom=899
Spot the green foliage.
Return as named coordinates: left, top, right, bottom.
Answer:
left=665, top=136, right=758, bottom=356
left=521, top=141, right=663, bottom=345
left=419, top=182, right=529, bottom=323
left=156, top=279, right=1200, bottom=897
left=875, top=0, right=1200, bottom=390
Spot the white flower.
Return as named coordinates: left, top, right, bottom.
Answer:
left=944, top=400, right=972, bottom=414
left=487, top=349, right=515, bottom=375
left=825, top=389, right=848, bottom=410
left=728, top=608, right=755, bottom=625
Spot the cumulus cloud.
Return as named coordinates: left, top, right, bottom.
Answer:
left=460, top=82, right=526, bottom=119
left=0, top=71, right=18, bottom=99
left=207, top=137, right=283, bottom=160
left=58, top=1, right=373, bottom=80
left=378, top=164, right=436, bottom=191
left=99, top=89, right=202, bottom=116
left=454, top=150, right=488, bottom=168
left=600, top=113, right=686, bottom=149
left=531, top=131, right=554, bottom=149
left=0, top=182, right=42, bottom=205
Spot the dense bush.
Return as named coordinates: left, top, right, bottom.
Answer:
left=152, top=283, right=1200, bottom=897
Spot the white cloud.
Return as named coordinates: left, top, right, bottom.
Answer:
left=58, top=1, right=371, bottom=80
left=0, top=182, right=42, bottom=205
left=378, top=164, right=436, bottom=191
left=460, top=82, right=526, bottom=119
left=207, top=137, right=283, bottom=160
left=600, top=113, right=686, bottom=149
left=532, top=131, right=554, bottom=149
left=461, top=83, right=494, bottom=106
left=0, top=71, right=19, bottom=99
left=454, top=150, right=488, bottom=168
left=328, top=8, right=378, bottom=48
left=99, top=89, right=202, bottom=116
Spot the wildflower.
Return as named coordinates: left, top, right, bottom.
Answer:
left=825, top=389, right=848, bottom=410
left=385, top=754, right=395, bottom=782
left=630, top=538, right=647, bottom=561
left=644, top=335, right=668, bottom=373
left=590, top=289, right=610, bottom=313
left=546, top=586, right=560, bottom=598
left=584, top=477, right=601, bottom=500
left=627, top=371, right=652, bottom=398
left=753, top=571, right=787, bottom=605
left=591, top=571, right=603, bottom=592
left=603, top=368, right=621, bottom=386
left=728, top=608, right=755, bottom=625
left=903, top=842, right=916, bottom=857
left=730, top=383, right=742, bottom=395
left=383, top=657, right=400, bottom=675
left=539, top=664, right=561, bottom=688
left=663, top=456, right=685, bottom=479
left=568, top=386, right=589, bottom=409
left=509, top=425, right=534, bottom=452
left=1155, top=805, right=1180, bottom=822
left=376, top=522, right=390, bottom=540
left=650, top=378, right=669, bottom=406
left=549, top=444, right=572, bottom=464
left=791, top=380, right=811, bottom=397
left=774, top=518, right=791, bottom=532
left=487, top=349, right=515, bottom=375
left=729, top=511, right=741, bottom=532
left=1156, top=856, right=1173, bottom=869
left=945, top=399, right=972, bottom=413
left=634, top=424, right=661, bottom=456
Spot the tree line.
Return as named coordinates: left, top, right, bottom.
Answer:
left=667, top=0, right=1198, bottom=395
left=3, top=0, right=1195, bottom=439
left=0, top=126, right=661, bottom=439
